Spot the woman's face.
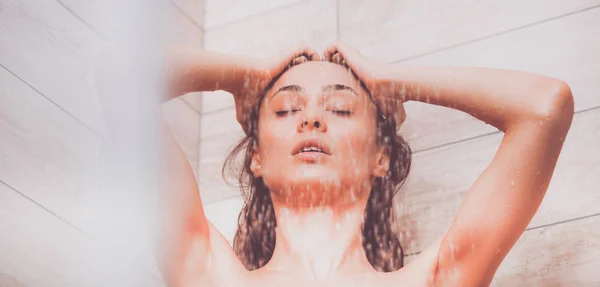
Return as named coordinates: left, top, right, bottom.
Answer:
left=251, top=61, right=389, bottom=207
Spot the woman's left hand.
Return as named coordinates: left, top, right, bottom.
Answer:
left=323, top=41, right=407, bottom=126
left=231, top=46, right=320, bottom=134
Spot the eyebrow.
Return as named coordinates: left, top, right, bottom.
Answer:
left=270, top=85, right=304, bottom=100
left=269, top=84, right=358, bottom=100
left=322, top=84, right=358, bottom=96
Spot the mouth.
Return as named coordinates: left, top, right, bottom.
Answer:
left=298, top=147, right=326, bottom=153
left=292, top=138, right=331, bottom=156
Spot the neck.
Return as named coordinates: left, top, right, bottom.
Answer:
left=264, top=197, right=374, bottom=281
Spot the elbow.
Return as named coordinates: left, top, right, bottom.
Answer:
left=550, top=80, right=574, bottom=119
left=534, top=80, right=574, bottom=130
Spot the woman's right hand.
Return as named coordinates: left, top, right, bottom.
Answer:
left=323, top=41, right=407, bottom=127
left=228, top=46, right=320, bottom=134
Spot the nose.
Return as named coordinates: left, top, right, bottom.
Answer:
left=297, top=111, right=327, bottom=133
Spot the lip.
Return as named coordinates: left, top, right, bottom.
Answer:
left=291, top=138, right=332, bottom=156
left=294, top=151, right=328, bottom=163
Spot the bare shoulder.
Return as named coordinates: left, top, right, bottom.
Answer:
left=197, top=232, right=444, bottom=287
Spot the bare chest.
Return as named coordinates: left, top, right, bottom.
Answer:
left=202, top=236, right=441, bottom=286
left=204, top=265, right=432, bottom=287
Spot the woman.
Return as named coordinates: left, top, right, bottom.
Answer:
left=155, top=41, right=574, bottom=286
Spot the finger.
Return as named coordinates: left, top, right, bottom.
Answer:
left=302, top=47, right=320, bottom=61
left=323, top=44, right=339, bottom=62
left=301, top=45, right=320, bottom=61
left=292, top=55, right=308, bottom=66
left=308, top=51, right=320, bottom=61
left=331, top=40, right=363, bottom=58
left=285, top=45, right=320, bottom=63
left=329, top=41, right=370, bottom=79
left=331, top=53, right=344, bottom=65
left=271, top=45, right=319, bottom=74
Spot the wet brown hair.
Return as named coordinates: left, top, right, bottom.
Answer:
left=222, top=62, right=412, bottom=272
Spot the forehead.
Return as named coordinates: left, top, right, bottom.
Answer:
left=265, top=61, right=367, bottom=98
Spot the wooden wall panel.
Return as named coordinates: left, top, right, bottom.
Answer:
left=400, top=6, right=600, bottom=152
left=0, top=66, right=102, bottom=231
left=401, top=213, right=600, bottom=285
left=57, top=0, right=203, bottom=48
left=203, top=0, right=336, bottom=56
left=170, top=0, right=205, bottom=28
left=57, top=0, right=205, bottom=130
left=0, top=63, right=164, bottom=284
left=58, top=0, right=204, bottom=182
left=204, top=0, right=302, bottom=29
left=0, top=182, right=165, bottom=287
left=339, top=0, right=600, bottom=63
left=492, top=214, right=600, bottom=286
left=0, top=0, right=204, bottom=284
left=0, top=0, right=108, bottom=138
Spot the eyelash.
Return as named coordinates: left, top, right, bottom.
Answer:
left=332, top=110, right=352, bottom=116
left=275, top=109, right=300, bottom=116
left=275, top=109, right=352, bottom=117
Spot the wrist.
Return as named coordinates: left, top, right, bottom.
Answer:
left=384, top=64, right=420, bottom=102
left=222, top=56, right=255, bottom=94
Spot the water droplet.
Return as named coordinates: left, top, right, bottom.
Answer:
left=510, top=180, right=515, bottom=187
left=399, top=85, right=407, bottom=100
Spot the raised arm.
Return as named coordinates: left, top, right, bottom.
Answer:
left=325, top=41, right=574, bottom=286
left=95, top=47, right=234, bottom=286
left=165, top=46, right=320, bottom=133
left=164, top=47, right=248, bottom=100
left=392, top=66, right=574, bottom=286
left=95, top=45, right=318, bottom=286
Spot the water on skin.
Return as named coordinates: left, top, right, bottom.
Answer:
left=237, top=60, right=443, bottom=277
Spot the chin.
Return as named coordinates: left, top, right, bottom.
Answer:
left=282, top=167, right=342, bottom=194
left=264, top=166, right=368, bottom=207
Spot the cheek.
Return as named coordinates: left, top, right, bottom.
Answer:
left=257, top=119, right=297, bottom=168
left=330, top=121, right=379, bottom=170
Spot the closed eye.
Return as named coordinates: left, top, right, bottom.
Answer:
left=332, top=110, right=352, bottom=116
left=275, top=109, right=300, bottom=116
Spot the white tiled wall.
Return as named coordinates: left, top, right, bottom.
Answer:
left=0, top=0, right=204, bottom=285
